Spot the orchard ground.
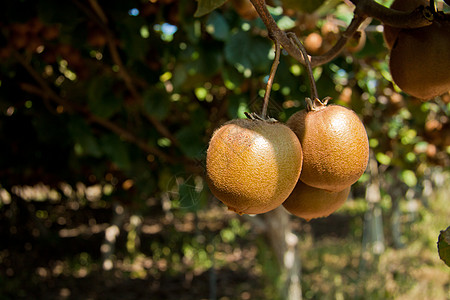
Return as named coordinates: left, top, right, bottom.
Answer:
left=0, top=177, right=448, bottom=300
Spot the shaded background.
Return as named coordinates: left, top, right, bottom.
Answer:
left=0, top=0, right=449, bottom=299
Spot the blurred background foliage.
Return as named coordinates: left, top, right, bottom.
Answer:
left=0, top=0, right=449, bottom=299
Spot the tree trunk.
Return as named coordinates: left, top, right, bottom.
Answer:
left=101, top=200, right=127, bottom=270
left=360, top=154, right=385, bottom=273
left=262, top=206, right=302, bottom=300
left=390, top=174, right=406, bottom=249
left=126, top=213, right=143, bottom=256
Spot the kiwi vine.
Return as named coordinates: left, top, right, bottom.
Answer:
left=249, top=0, right=448, bottom=71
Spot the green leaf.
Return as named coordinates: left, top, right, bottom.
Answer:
left=222, top=64, right=244, bottom=90
left=68, top=117, right=103, bottom=158
left=187, top=43, right=223, bottom=77
left=176, top=126, right=206, bottom=159
left=178, top=178, right=200, bottom=210
left=172, top=64, right=189, bottom=92
left=438, top=226, right=450, bottom=267
left=225, top=30, right=272, bottom=73
left=277, top=16, right=296, bottom=30
left=173, top=175, right=208, bottom=212
left=227, top=94, right=249, bottom=119
left=100, top=134, right=131, bottom=170
left=143, top=87, right=170, bottom=120
left=194, top=0, right=228, bottom=17
left=118, top=16, right=150, bottom=60
left=206, top=11, right=230, bottom=41
left=87, top=77, right=122, bottom=119
left=200, top=46, right=223, bottom=76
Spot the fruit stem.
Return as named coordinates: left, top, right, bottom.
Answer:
left=429, top=0, right=436, bottom=14
left=287, top=32, right=319, bottom=111
left=262, top=39, right=281, bottom=119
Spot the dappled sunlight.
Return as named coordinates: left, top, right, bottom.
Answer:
left=1, top=176, right=449, bottom=299
left=11, top=183, right=60, bottom=202
left=58, top=223, right=109, bottom=238
left=1, top=0, right=449, bottom=299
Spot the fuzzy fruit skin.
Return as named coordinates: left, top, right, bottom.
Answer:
left=206, top=119, right=303, bottom=215
left=389, top=22, right=450, bottom=100
left=287, top=104, right=369, bottom=193
left=283, top=180, right=350, bottom=221
left=382, top=0, right=428, bottom=49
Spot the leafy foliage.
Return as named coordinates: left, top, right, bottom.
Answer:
left=438, top=226, right=450, bottom=267
left=0, top=0, right=449, bottom=298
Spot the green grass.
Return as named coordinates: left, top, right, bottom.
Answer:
left=298, top=183, right=450, bottom=300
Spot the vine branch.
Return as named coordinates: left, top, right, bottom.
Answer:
left=12, top=50, right=174, bottom=163
left=312, top=14, right=366, bottom=66
left=287, top=33, right=318, bottom=101
left=349, top=0, right=433, bottom=28
left=249, top=0, right=433, bottom=69
left=74, top=0, right=179, bottom=147
left=261, top=39, right=280, bottom=119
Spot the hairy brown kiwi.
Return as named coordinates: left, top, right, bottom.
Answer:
left=283, top=180, right=350, bottom=221
left=389, top=22, right=450, bottom=100
left=206, top=118, right=303, bottom=215
left=382, top=0, right=429, bottom=49
left=287, top=103, right=369, bottom=192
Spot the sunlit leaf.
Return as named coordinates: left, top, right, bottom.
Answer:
left=376, top=152, right=391, bottom=166
left=227, top=94, right=249, bottom=119
left=277, top=16, right=296, bottom=30
left=400, top=170, right=417, bottom=187
left=222, top=65, right=244, bottom=90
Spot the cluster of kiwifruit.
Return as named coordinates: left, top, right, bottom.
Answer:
left=384, top=0, right=450, bottom=100
left=206, top=96, right=369, bottom=221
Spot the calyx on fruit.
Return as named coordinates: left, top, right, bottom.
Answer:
left=206, top=117, right=303, bottom=215
left=286, top=97, right=369, bottom=193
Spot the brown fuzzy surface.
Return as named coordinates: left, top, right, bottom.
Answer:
left=283, top=180, right=350, bottom=221
left=287, top=105, right=369, bottom=192
left=382, top=0, right=428, bottom=49
left=206, top=119, right=303, bottom=215
left=389, top=22, right=450, bottom=100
